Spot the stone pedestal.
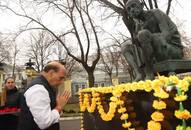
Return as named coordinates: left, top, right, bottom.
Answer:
left=153, top=59, right=191, bottom=76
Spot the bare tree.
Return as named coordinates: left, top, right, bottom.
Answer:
left=0, top=43, right=11, bottom=63
left=95, top=0, right=173, bottom=43
left=175, top=21, right=191, bottom=58
left=26, top=31, right=53, bottom=72
left=52, top=42, right=78, bottom=77
left=98, top=45, right=122, bottom=85
left=182, top=33, right=191, bottom=58
left=11, top=41, right=20, bottom=77
left=104, top=33, right=135, bottom=81
left=0, top=34, right=11, bottom=63
left=0, top=0, right=101, bottom=87
left=0, top=32, right=22, bottom=78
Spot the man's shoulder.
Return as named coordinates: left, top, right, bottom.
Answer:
left=27, top=76, right=44, bottom=88
left=24, top=84, right=48, bottom=96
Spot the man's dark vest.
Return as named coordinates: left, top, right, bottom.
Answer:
left=17, top=75, right=59, bottom=130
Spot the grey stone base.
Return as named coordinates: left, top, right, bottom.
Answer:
left=153, top=59, right=191, bottom=76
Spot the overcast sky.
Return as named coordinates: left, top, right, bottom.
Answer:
left=0, top=0, right=191, bottom=34
left=0, top=0, right=191, bottom=65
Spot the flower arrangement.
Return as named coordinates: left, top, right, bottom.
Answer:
left=79, top=76, right=191, bottom=130
left=0, top=107, right=20, bottom=113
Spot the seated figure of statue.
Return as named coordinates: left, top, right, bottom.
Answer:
left=121, top=0, right=183, bottom=81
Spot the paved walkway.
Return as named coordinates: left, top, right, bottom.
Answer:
left=60, top=117, right=80, bottom=130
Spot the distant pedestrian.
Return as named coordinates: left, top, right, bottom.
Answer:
left=0, top=77, right=20, bottom=130
left=4, top=77, right=20, bottom=107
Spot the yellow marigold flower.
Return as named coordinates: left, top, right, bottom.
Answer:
left=118, top=107, right=127, bottom=113
left=120, top=113, right=129, bottom=120
left=101, top=115, right=113, bottom=121
left=175, top=110, right=191, bottom=120
left=144, top=80, right=152, bottom=92
left=151, top=111, right=164, bottom=122
left=176, top=125, right=182, bottom=130
left=152, top=79, right=164, bottom=91
left=92, top=92, right=100, bottom=97
left=109, top=102, right=117, bottom=108
left=158, top=75, right=168, bottom=84
left=80, top=106, right=86, bottom=112
left=176, top=125, right=191, bottom=130
left=112, top=90, right=122, bottom=97
left=116, top=100, right=124, bottom=105
left=110, top=96, right=118, bottom=102
left=168, top=75, right=180, bottom=85
left=147, top=120, right=161, bottom=130
left=174, top=95, right=188, bottom=102
left=98, top=109, right=104, bottom=114
left=95, top=97, right=100, bottom=102
left=138, top=81, right=149, bottom=90
left=122, top=122, right=131, bottom=128
left=154, top=90, right=169, bottom=99
left=129, top=128, right=135, bottom=130
left=87, top=106, right=95, bottom=113
left=177, top=80, right=189, bottom=92
left=152, top=100, right=166, bottom=110
left=131, top=82, right=139, bottom=91
left=96, top=102, right=101, bottom=105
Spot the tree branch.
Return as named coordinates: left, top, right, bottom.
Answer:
left=166, top=0, right=173, bottom=15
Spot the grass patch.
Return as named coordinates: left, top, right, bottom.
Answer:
left=62, top=113, right=81, bottom=117
left=61, top=103, right=80, bottom=117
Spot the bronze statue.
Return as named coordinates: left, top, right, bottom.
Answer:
left=122, top=0, right=183, bottom=81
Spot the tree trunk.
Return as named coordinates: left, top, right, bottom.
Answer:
left=87, top=70, right=95, bottom=87
left=12, top=60, right=16, bottom=78
left=109, top=73, right=112, bottom=85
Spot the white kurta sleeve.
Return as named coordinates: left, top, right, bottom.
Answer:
left=24, top=84, right=60, bottom=129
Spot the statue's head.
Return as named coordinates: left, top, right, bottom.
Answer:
left=125, top=0, right=143, bottom=18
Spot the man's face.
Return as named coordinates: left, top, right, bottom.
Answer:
left=49, top=68, right=66, bottom=88
left=126, top=2, right=142, bottom=18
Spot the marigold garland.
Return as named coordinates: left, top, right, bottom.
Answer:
left=152, top=100, right=166, bottom=110
left=147, top=120, right=161, bottom=130
left=79, top=76, right=191, bottom=130
left=151, top=111, right=164, bottom=122
left=173, top=76, right=191, bottom=130
left=175, top=110, right=191, bottom=120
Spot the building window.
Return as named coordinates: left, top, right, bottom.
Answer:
left=82, top=84, right=86, bottom=89
left=75, top=84, right=79, bottom=93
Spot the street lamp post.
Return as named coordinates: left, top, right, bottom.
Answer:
left=25, top=59, right=37, bottom=85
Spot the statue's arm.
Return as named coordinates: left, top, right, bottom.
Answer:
left=153, top=9, right=171, bottom=40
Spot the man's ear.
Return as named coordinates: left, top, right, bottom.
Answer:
left=48, top=69, right=55, bottom=76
